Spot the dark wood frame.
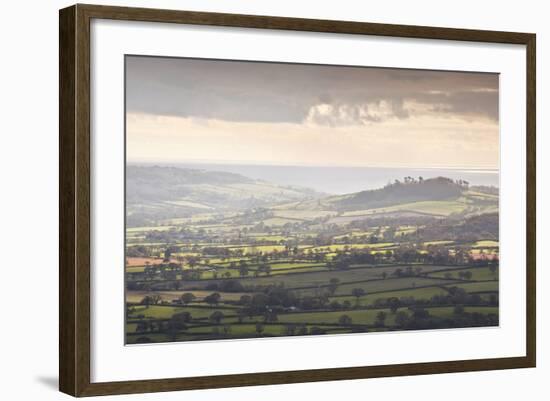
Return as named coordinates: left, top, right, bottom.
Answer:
left=59, top=3, right=536, bottom=397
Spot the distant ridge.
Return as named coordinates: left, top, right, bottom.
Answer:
left=126, top=166, right=498, bottom=226
left=126, top=165, right=321, bottom=226
left=330, top=177, right=467, bottom=211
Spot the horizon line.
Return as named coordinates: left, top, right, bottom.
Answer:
left=126, top=158, right=499, bottom=172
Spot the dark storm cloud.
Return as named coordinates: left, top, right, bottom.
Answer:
left=126, top=56, right=499, bottom=125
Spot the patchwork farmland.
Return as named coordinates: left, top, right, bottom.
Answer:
left=125, top=168, right=499, bottom=344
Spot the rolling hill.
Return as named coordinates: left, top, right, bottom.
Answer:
left=267, top=177, right=498, bottom=223
left=127, top=167, right=498, bottom=227
left=126, top=165, right=321, bottom=226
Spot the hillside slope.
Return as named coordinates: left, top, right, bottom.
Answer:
left=269, top=177, right=498, bottom=222
left=126, top=165, right=320, bottom=226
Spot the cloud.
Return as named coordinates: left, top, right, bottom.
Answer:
left=411, top=90, right=499, bottom=121
left=304, top=100, right=409, bottom=126
left=126, top=56, right=499, bottom=126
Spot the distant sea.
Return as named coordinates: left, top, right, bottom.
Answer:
left=138, top=162, right=499, bottom=195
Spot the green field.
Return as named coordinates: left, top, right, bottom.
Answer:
left=428, top=266, right=498, bottom=281
left=332, top=285, right=450, bottom=306
left=333, top=277, right=457, bottom=296
left=450, top=281, right=499, bottom=293
left=125, top=172, right=500, bottom=343
left=129, top=305, right=238, bottom=320
left=341, top=200, right=469, bottom=217
left=473, top=240, right=499, bottom=248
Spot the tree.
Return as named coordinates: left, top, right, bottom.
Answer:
left=163, top=246, right=172, bottom=261
left=258, top=263, right=272, bottom=276
left=186, top=255, right=200, bottom=268
left=209, top=311, right=225, bottom=324
left=237, top=308, right=247, bottom=323
left=239, top=294, right=252, bottom=305
left=328, top=278, right=340, bottom=295
left=395, top=311, right=409, bottom=327
left=239, top=264, right=249, bottom=277
left=310, top=326, right=327, bottom=335
left=172, top=311, right=192, bottom=323
left=375, top=311, right=387, bottom=327
left=255, top=323, right=264, bottom=336
left=412, top=307, right=430, bottom=320
left=388, top=297, right=400, bottom=314
left=150, top=294, right=162, bottom=305
left=351, top=288, right=366, bottom=306
left=297, top=325, right=308, bottom=336
left=283, top=324, right=297, bottom=336
left=204, top=292, right=221, bottom=306
left=264, top=309, right=278, bottom=323
left=179, top=293, right=196, bottom=305
left=453, top=305, right=465, bottom=315
left=338, top=314, right=353, bottom=326
left=140, top=294, right=162, bottom=308
left=166, top=314, right=189, bottom=340
left=330, top=300, right=341, bottom=310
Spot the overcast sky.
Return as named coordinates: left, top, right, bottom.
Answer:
left=126, top=56, right=499, bottom=169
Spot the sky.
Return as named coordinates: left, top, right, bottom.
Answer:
left=126, top=56, right=499, bottom=169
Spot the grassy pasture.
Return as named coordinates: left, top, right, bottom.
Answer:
left=128, top=305, right=235, bottom=320
left=126, top=257, right=166, bottom=267
left=429, top=266, right=498, bottom=281
left=247, top=266, right=452, bottom=289
left=126, top=290, right=248, bottom=303
left=465, top=190, right=498, bottom=200
left=277, top=308, right=394, bottom=325
left=333, top=231, right=373, bottom=240
left=227, top=245, right=287, bottom=254
left=268, top=262, right=326, bottom=270
left=261, top=217, right=303, bottom=226
left=157, top=264, right=463, bottom=292
left=332, top=277, right=457, bottom=297
left=269, top=265, right=329, bottom=275
left=126, top=225, right=176, bottom=233
left=308, top=243, right=394, bottom=252
left=184, top=324, right=289, bottom=336
left=126, top=266, right=147, bottom=273
left=424, top=306, right=498, bottom=317
left=332, top=285, right=449, bottom=307
left=447, top=281, right=499, bottom=293
left=424, top=240, right=455, bottom=246
left=200, top=269, right=241, bottom=279
left=276, top=305, right=498, bottom=327
left=395, top=226, right=417, bottom=235
left=163, top=199, right=213, bottom=209
left=341, top=200, right=468, bottom=217
left=473, top=240, right=499, bottom=248
left=272, top=210, right=337, bottom=220
left=246, top=234, right=289, bottom=242
left=469, top=249, right=498, bottom=255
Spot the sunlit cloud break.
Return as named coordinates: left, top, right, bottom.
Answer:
left=126, top=56, right=499, bottom=169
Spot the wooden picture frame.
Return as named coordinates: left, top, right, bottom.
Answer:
left=59, top=3, right=536, bottom=397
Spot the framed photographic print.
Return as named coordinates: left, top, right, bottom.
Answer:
left=59, top=4, right=536, bottom=397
